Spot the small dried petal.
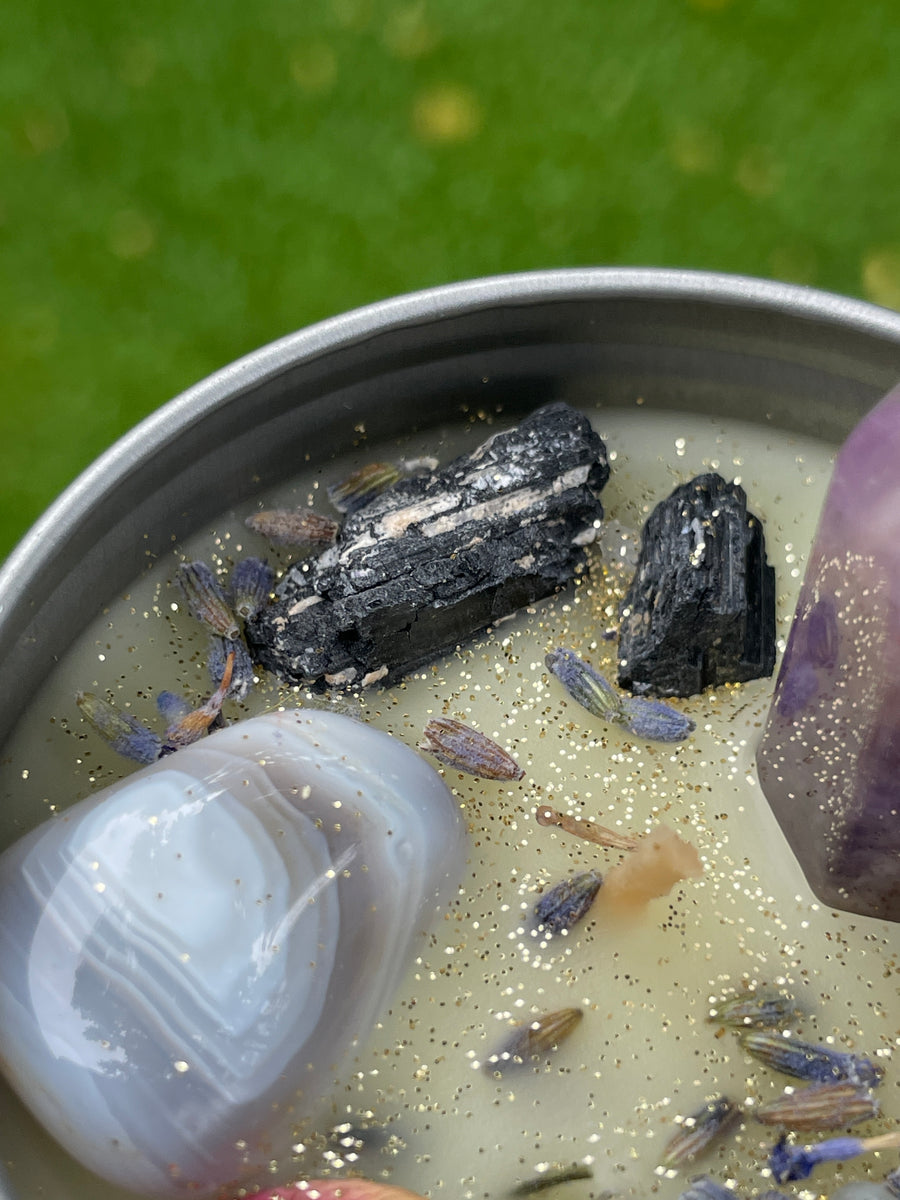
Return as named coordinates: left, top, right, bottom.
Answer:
left=162, top=653, right=234, bottom=750
left=483, top=1007, right=583, bottom=1074
left=419, top=717, right=524, bottom=780
left=511, top=1165, right=593, bottom=1194
left=677, top=1174, right=740, bottom=1200
left=208, top=635, right=256, bottom=700
left=742, top=1032, right=884, bottom=1088
left=707, top=989, right=799, bottom=1030
left=328, top=461, right=401, bottom=514
left=660, top=1096, right=742, bottom=1167
left=619, top=694, right=696, bottom=743
left=76, top=692, right=162, bottom=765
left=245, top=509, right=339, bottom=549
left=176, top=561, right=240, bottom=640
left=534, top=871, right=603, bottom=934
left=535, top=804, right=639, bottom=851
left=755, top=1082, right=879, bottom=1131
left=545, top=647, right=623, bottom=720
left=230, top=556, right=274, bottom=620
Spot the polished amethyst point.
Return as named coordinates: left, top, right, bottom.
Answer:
left=756, top=385, right=900, bottom=921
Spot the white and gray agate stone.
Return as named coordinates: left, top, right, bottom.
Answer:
left=0, top=709, right=466, bottom=1196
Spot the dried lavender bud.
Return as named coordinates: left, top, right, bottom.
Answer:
left=155, top=691, right=191, bottom=725
left=546, top=648, right=693, bottom=743
left=770, top=1132, right=900, bottom=1184
left=755, top=1082, right=879, bottom=1131
left=245, top=510, right=339, bottom=549
left=741, top=1032, right=884, bottom=1087
left=660, top=1096, right=742, bottom=1167
left=176, top=562, right=240, bottom=640
left=230, top=557, right=274, bottom=620
left=619, top=694, right=695, bottom=743
left=534, top=871, right=603, bottom=934
left=161, top=653, right=234, bottom=750
left=677, top=1174, right=740, bottom=1200
left=327, top=461, right=401, bottom=514
left=208, top=635, right=256, bottom=700
left=418, top=716, right=524, bottom=781
left=483, top=1007, right=583, bottom=1075
left=76, top=692, right=162, bottom=765
left=545, top=647, right=623, bottom=720
left=707, top=989, right=798, bottom=1030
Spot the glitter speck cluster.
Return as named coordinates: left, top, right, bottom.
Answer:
left=1, top=410, right=897, bottom=1200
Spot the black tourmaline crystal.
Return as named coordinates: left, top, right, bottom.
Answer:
left=617, top=473, right=775, bottom=698
left=246, top=403, right=609, bottom=687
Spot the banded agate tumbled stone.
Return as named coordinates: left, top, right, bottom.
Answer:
left=756, top=384, right=900, bottom=922
left=0, top=709, right=466, bottom=1196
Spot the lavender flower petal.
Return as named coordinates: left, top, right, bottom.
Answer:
left=755, top=1081, right=879, bottom=1131
left=244, top=510, right=339, bottom=549
left=770, top=1134, right=864, bottom=1183
left=677, top=1174, right=740, bottom=1200
left=707, top=989, right=798, bottom=1030
left=545, top=648, right=624, bottom=720
left=230, top=557, right=274, bottom=621
left=534, top=871, right=603, bottom=934
left=483, top=1008, right=583, bottom=1075
left=546, top=648, right=693, bottom=743
left=156, top=691, right=192, bottom=724
left=176, top=561, right=240, bottom=640
left=742, top=1032, right=884, bottom=1087
left=660, top=1096, right=742, bottom=1167
left=76, top=692, right=162, bottom=765
left=620, top=695, right=695, bottom=743
left=418, top=717, right=524, bottom=781
left=327, top=461, right=401, bottom=514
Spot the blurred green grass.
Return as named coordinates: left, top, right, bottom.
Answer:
left=2, top=0, right=899, bottom=559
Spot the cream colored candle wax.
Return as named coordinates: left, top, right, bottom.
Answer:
left=1, top=407, right=896, bottom=1200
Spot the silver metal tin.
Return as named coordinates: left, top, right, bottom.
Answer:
left=0, top=268, right=899, bottom=1199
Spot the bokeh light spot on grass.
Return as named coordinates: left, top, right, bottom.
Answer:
left=108, top=210, right=157, bottom=261
left=289, top=42, right=338, bottom=93
left=734, top=145, right=781, bottom=199
left=412, top=83, right=482, bottom=145
left=17, top=105, right=69, bottom=156
left=382, top=2, right=439, bottom=59
left=668, top=125, right=722, bottom=175
left=115, top=39, right=158, bottom=88
left=331, top=0, right=373, bottom=31
left=862, top=247, right=900, bottom=311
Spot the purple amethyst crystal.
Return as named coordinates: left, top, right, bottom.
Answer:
left=756, top=384, right=900, bottom=921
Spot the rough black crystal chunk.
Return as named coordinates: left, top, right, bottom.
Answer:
left=247, top=403, right=609, bottom=687
left=617, top=473, right=775, bottom=698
